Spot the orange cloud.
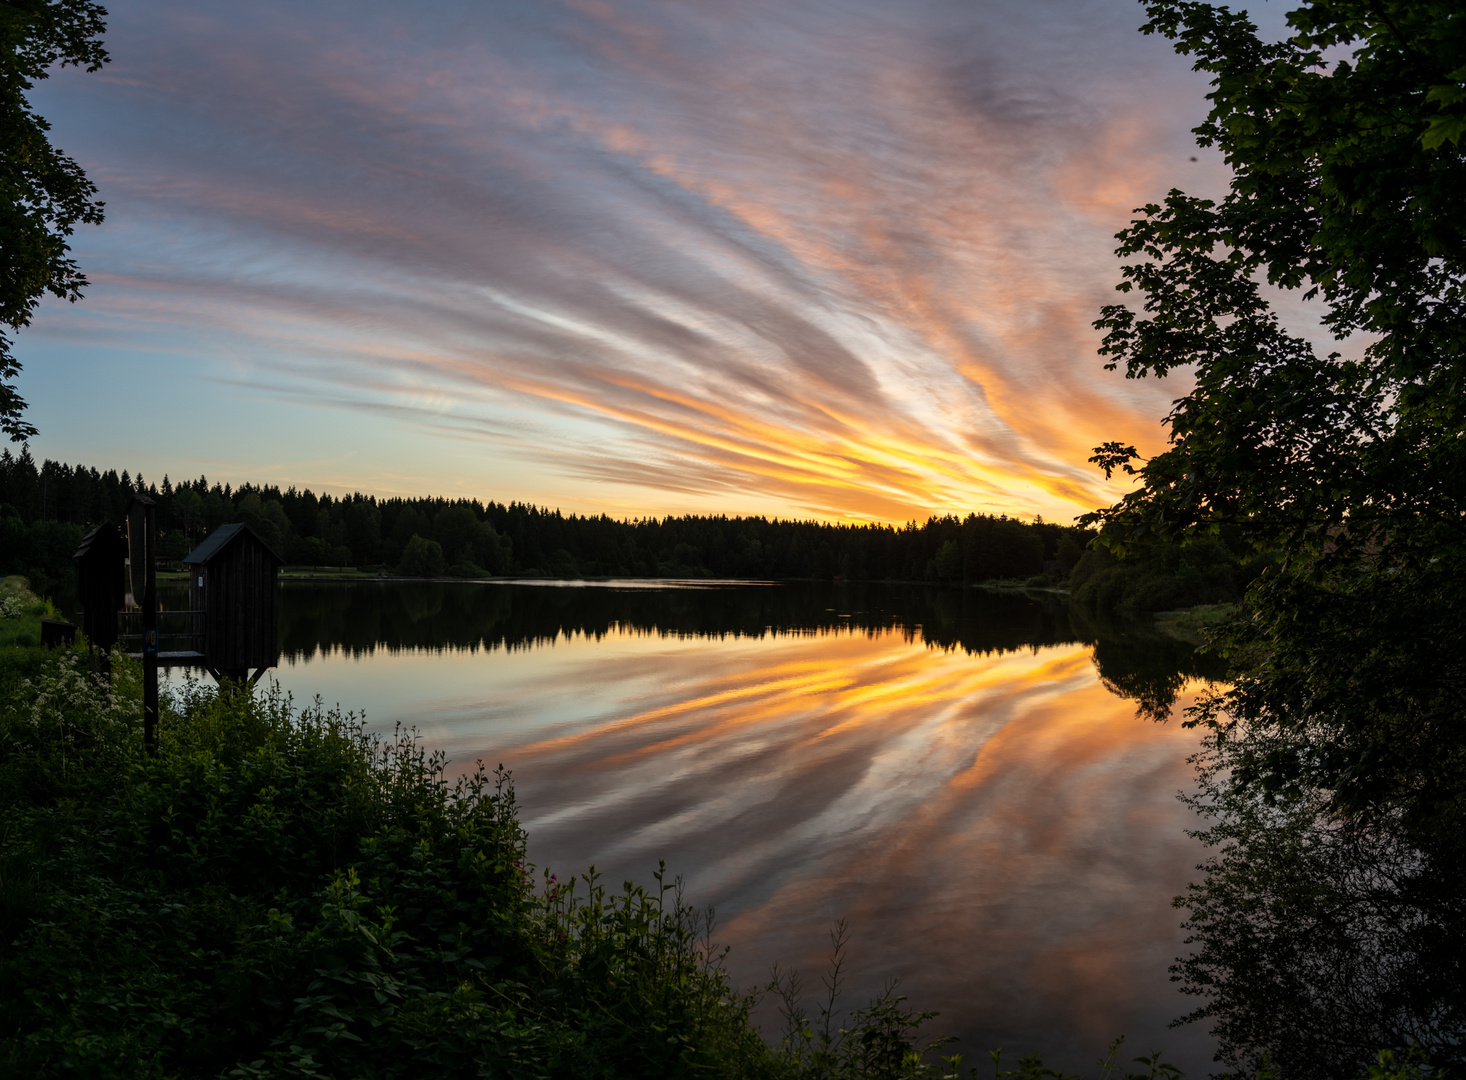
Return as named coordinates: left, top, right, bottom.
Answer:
left=38, top=0, right=1206, bottom=521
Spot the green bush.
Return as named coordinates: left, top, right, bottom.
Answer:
left=397, top=533, right=445, bottom=578
left=1069, top=538, right=1258, bottom=613
left=0, top=518, right=83, bottom=598
left=0, top=659, right=770, bottom=1079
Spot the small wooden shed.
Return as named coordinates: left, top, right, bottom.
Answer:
left=183, top=522, right=284, bottom=681
left=74, top=523, right=128, bottom=652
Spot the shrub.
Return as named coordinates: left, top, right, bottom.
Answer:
left=1069, top=538, right=1258, bottom=613
left=0, top=662, right=771, bottom=1079
left=397, top=533, right=445, bottom=578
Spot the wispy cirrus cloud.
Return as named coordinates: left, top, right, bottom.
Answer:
left=26, top=0, right=1219, bottom=519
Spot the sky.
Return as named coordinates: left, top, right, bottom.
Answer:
left=20, top=0, right=1246, bottom=523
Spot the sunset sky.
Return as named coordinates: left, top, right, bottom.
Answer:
left=20, top=0, right=1270, bottom=523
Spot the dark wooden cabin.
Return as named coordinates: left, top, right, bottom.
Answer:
left=183, top=522, right=284, bottom=681
left=74, top=523, right=127, bottom=652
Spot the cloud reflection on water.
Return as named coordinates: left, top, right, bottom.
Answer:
left=278, top=622, right=1214, bottom=1072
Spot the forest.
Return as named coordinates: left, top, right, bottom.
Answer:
left=0, top=447, right=1088, bottom=589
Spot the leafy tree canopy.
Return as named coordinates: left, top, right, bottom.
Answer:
left=0, top=0, right=107, bottom=441
left=1084, top=11, right=1466, bottom=1067
left=1085, top=0, right=1466, bottom=822
left=1090, top=0, right=1464, bottom=557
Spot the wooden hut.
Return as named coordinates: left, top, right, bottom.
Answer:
left=183, top=522, right=284, bottom=682
left=74, top=523, right=127, bottom=652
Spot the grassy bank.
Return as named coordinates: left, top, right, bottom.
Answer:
left=1151, top=603, right=1240, bottom=647
left=0, top=575, right=59, bottom=651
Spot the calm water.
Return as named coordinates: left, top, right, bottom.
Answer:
left=165, top=579, right=1222, bottom=1073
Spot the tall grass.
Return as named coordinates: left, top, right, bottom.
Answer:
left=0, top=574, right=58, bottom=651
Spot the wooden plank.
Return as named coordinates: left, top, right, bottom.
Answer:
left=126, top=651, right=208, bottom=665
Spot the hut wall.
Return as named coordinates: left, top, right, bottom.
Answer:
left=201, top=541, right=279, bottom=672
left=189, top=567, right=202, bottom=625
left=75, top=527, right=126, bottom=650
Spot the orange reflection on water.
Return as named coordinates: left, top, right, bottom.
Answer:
left=449, top=626, right=1214, bottom=1072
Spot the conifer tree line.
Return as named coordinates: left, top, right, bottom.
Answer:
left=0, top=448, right=1089, bottom=588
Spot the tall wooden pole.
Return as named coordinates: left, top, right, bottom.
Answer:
left=141, top=499, right=159, bottom=755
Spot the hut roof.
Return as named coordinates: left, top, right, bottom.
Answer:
left=183, top=522, right=285, bottom=566
left=74, top=523, right=125, bottom=561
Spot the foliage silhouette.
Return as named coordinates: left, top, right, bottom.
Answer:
left=1173, top=714, right=1466, bottom=1078
left=0, top=0, right=108, bottom=439
left=1086, top=0, right=1466, bottom=822
left=1086, top=3, right=1466, bottom=1075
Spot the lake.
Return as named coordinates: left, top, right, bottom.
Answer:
left=164, top=578, right=1222, bottom=1073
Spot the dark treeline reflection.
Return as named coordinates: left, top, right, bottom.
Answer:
left=1175, top=724, right=1466, bottom=1077
left=225, top=580, right=1225, bottom=719
left=1074, top=606, right=1230, bottom=724
left=272, top=581, right=1084, bottom=660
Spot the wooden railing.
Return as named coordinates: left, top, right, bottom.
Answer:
left=118, top=609, right=205, bottom=653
